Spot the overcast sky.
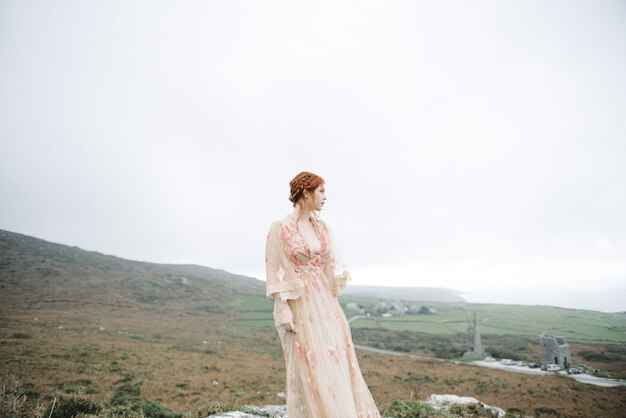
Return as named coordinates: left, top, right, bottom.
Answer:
left=1, top=1, right=625, bottom=312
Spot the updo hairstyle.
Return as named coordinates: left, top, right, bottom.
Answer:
left=289, top=171, right=325, bottom=207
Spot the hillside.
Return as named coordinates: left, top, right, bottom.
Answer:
left=1, top=228, right=625, bottom=417
left=0, top=228, right=263, bottom=316
left=0, top=228, right=276, bottom=417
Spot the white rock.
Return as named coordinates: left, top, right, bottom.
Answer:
left=252, top=404, right=287, bottom=416
left=425, top=394, right=506, bottom=418
left=206, top=412, right=259, bottom=418
left=426, top=394, right=481, bottom=407
left=206, top=404, right=287, bottom=418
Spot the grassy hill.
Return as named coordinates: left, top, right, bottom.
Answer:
left=1, top=228, right=625, bottom=417
left=0, top=228, right=262, bottom=314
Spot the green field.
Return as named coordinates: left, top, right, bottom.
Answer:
left=231, top=292, right=626, bottom=344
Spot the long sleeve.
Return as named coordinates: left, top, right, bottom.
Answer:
left=265, top=221, right=305, bottom=301
left=321, top=220, right=351, bottom=297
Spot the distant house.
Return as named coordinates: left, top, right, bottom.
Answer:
left=388, top=302, right=406, bottom=315
left=540, top=332, right=571, bottom=369
left=346, top=303, right=366, bottom=315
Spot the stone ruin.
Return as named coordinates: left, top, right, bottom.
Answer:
left=463, top=311, right=485, bottom=360
left=540, top=332, right=571, bottom=369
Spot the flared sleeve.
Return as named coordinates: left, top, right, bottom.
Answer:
left=265, top=221, right=305, bottom=301
left=320, top=220, right=352, bottom=297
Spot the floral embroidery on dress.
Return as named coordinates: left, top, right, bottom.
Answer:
left=266, top=213, right=380, bottom=417
left=306, top=350, right=317, bottom=368
left=351, top=361, right=359, bottom=378
left=327, top=346, right=340, bottom=364
left=295, top=340, right=307, bottom=363
left=281, top=214, right=330, bottom=265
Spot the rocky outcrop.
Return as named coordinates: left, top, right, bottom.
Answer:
left=206, top=404, right=286, bottom=418
left=206, top=394, right=506, bottom=418
left=425, top=394, right=505, bottom=417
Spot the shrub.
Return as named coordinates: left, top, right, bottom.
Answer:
left=487, top=347, right=521, bottom=361
left=0, top=372, right=45, bottom=418
left=115, top=373, right=136, bottom=384
left=448, top=403, right=505, bottom=417
left=404, top=373, right=436, bottom=383
left=417, top=306, right=432, bottom=314
left=391, top=345, right=410, bottom=352
left=187, top=400, right=241, bottom=418
left=534, top=406, right=558, bottom=416
left=380, top=400, right=440, bottom=418
left=44, top=392, right=101, bottom=418
left=578, top=350, right=613, bottom=363
left=433, top=346, right=452, bottom=359
left=141, top=400, right=181, bottom=418
left=62, top=384, right=100, bottom=395
left=475, top=381, right=488, bottom=394
left=506, top=406, right=524, bottom=416
left=110, top=382, right=142, bottom=408
left=84, top=405, right=146, bottom=417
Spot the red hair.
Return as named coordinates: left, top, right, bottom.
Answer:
left=289, top=171, right=324, bottom=207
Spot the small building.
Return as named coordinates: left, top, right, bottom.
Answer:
left=540, top=332, right=571, bottom=369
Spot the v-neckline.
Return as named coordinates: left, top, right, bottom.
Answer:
left=293, top=213, right=322, bottom=256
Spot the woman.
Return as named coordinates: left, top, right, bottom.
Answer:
left=265, top=171, right=381, bottom=418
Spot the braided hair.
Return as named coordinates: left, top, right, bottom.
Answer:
left=289, top=171, right=324, bottom=207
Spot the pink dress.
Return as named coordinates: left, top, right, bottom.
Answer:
left=265, top=213, right=381, bottom=418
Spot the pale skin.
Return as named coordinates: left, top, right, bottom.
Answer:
left=274, top=184, right=328, bottom=333
left=293, top=183, right=326, bottom=251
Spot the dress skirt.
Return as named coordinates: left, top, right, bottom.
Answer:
left=274, top=263, right=381, bottom=418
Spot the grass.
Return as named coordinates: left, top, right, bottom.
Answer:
left=4, top=228, right=624, bottom=417
left=225, top=289, right=626, bottom=343
left=1, top=304, right=625, bottom=417
left=346, top=302, right=626, bottom=343
left=0, top=379, right=513, bottom=418
left=231, top=292, right=273, bottom=312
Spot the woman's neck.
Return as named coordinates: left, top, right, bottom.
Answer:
left=292, top=205, right=313, bottom=222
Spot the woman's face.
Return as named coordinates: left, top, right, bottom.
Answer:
left=309, top=184, right=326, bottom=211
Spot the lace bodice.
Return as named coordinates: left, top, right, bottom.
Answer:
left=280, top=213, right=330, bottom=269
